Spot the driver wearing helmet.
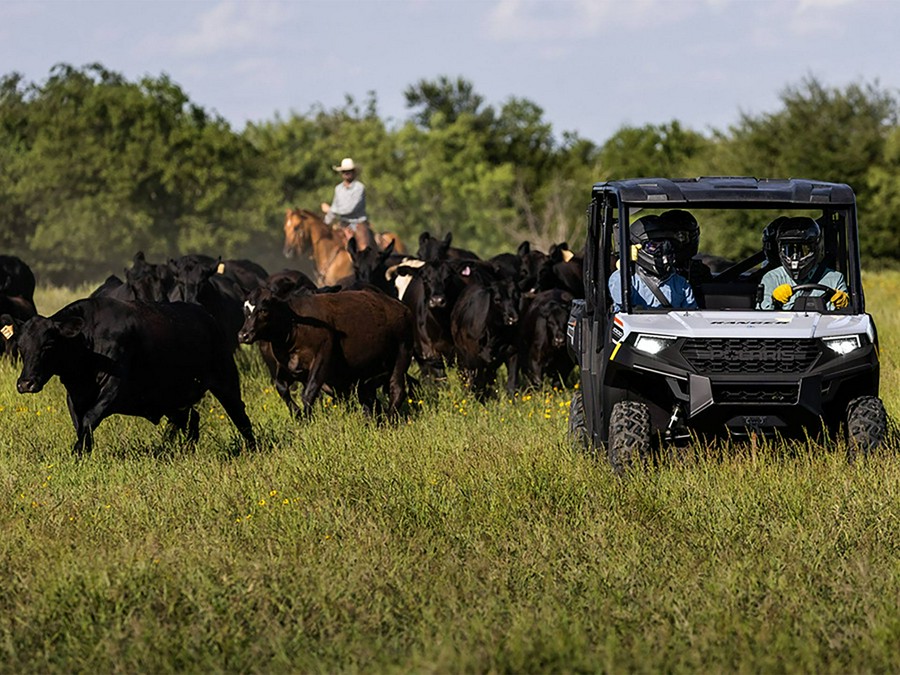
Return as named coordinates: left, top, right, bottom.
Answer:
left=657, top=209, right=713, bottom=286
left=609, top=215, right=698, bottom=312
left=757, top=216, right=849, bottom=310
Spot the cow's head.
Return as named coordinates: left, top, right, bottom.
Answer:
left=490, top=276, right=520, bottom=327
left=238, top=288, right=289, bottom=344
left=15, top=315, right=83, bottom=394
left=169, top=255, right=217, bottom=303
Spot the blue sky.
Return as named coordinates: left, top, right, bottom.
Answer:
left=1, top=0, right=898, bottom=144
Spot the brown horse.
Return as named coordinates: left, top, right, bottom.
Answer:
left=282, top=208, right=354, bottom=286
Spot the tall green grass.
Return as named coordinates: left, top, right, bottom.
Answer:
left=0, top=275, right=898, bottom=673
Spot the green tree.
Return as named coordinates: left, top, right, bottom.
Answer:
left=864, top=125, right=900, bottom=263
left=404, top=75, right=493, bottom=130
left=598, top=121, right=712, bottom=180
left=1, top=64, right=262, bottom=283
left=709, top=76, right=898, bottom=260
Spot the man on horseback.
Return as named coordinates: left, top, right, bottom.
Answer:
left=321, top=157, right=374, bottom=250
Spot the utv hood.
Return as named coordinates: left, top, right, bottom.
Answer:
left=614, top=311, right=875, bottom=342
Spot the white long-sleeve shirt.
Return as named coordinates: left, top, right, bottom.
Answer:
left=323, top=180, right=367, bottom=225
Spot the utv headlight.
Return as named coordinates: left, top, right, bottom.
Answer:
left=634, top=334, right=677, bottom=355
left=823, top=335, right=862, bottom=355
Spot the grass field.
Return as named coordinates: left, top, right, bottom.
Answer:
left=2, top=273, right=900, bottom=673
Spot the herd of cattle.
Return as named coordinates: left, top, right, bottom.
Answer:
left=0, top=233, right=584, bottom=456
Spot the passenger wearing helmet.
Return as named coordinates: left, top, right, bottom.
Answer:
left=657, top=209, right=713, bottom=285
left=609, top=215, right=698, bottom=312
left=757, top=216, right=849, bottom=310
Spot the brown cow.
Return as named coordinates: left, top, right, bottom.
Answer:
left=238, top=288, right=413, bottom=419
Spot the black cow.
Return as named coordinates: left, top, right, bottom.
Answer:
left=395, top=257, right=485, bottom=381
left=0, top=255, right=36, bottom=308
left=517, top=289, right=575, bottom=389
left=169, top=254, right=244, bottom=350
left=265, top=269, right=318, bottom=298
left=450, top=269, right=521, bottom=401
left=0, top=293, right=37, bottom=360
left=417, top=231, right=480, bottom=263
left=546, top=243, right=584, bottom=298
left=125, top=251, right=175, bottom=302
left=218, top=259, right=269, bottom=296
left=14, top=297, right=255, bottom=456
left=238, top=288, right=413, bottom=420
left=348, top=238, right=400, bottom=297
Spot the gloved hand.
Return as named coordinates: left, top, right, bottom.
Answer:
left=830, top=289, right=850, bottom=309
left=772, top=283, right=794, bottom=305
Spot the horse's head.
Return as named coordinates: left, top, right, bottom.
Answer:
left=283, top=208, right=312, bottom=258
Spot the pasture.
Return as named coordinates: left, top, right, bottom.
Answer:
left=2, top=272, right=900, bottom=673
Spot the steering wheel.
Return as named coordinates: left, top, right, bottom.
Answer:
left=773, top=283, right=840, bottom=310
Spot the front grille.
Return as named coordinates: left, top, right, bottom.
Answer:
left=681, top=338, right=820, bottom=374
left=712, top=382, right=800, bottom=404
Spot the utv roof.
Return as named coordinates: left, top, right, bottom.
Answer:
left=593, top=177, right=856, bottom=207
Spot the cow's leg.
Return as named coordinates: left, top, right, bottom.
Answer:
left=504, top=350, right=519, bottom=396
left=67, top=391, right=110, bottom=458
left=273, top=374, right=304, bottom=419
left=387, top=341, right=413, bottom=419
left=299, top=344, right=332, bottom=415
left=165, top=407, right=201, bottom=443
left=357, top=379, right=379, bottom=416
left=209, top=362, right=256, bottom=449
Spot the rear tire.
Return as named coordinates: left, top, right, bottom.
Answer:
left=608, top=401, right=651, bottom=475
left=846, top=395, right=887, bottom=460
left=568, top=391, right=590, bottom=453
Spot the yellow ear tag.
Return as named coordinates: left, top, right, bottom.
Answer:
left=561, top=249, right=575, bottom=263
left=216, top=262, right=226, bottom=274
left=1, top=324, right=13, bottom=340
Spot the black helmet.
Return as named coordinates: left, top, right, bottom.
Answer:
left=777, top=217, right=823, bottom=281
left=658, top=210, right=700, bottom=268
left=636, top=238, right=676, bottom=280
left=629, top=214, right=670, bottom=244
left=762, top=216, right=788, bottom=267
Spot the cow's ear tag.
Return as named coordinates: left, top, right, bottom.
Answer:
left=216, top=262, right=226, bottom=274
left=1, top=324, right=13, bottom=340
left=462, top=266, right=471, bottom=277
left=562, top=249, right=575, bottom=263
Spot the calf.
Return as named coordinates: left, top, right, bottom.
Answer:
left=14, top=297, right=255, bottom=456
left=238, top=288, right=412, bottom=419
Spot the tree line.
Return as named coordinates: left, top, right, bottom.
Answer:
left=1, top=64, right=898, bottom=285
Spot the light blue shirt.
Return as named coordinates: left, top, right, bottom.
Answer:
left=608, top=271, right=697, bottom=312
left=323, top=179, right=367, bottom=225
left=757, top=265, right=848, bottom=310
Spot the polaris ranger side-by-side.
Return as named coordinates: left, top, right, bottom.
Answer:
left=567, top=177, right=887, bottom=472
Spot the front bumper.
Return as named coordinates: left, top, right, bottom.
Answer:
left=605, top=335, right=879, bottom=437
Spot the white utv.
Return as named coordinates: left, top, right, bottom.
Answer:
left=567, top=177, right=887, bottom=472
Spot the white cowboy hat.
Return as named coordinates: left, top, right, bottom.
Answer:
left=332, top=157, right=357, bottom=172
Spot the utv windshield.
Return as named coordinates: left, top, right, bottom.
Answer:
left=606, top=204, right=859, bottom=314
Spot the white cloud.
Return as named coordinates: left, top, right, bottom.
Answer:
left=162, top=1, right=290, bottom=57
